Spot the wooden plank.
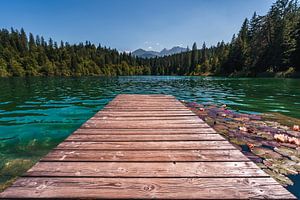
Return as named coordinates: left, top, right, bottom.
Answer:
left=87, top=118, right=204, bottom=123
left=98, top=110, right=194, bottom=113
left=105, top=106, right=186, bottom=108
left=105, top=105, right=186, bottom=108
left=109, top=102, right=180, bottom=104
left=116, top=94, right=175, bottom=97
left=104, top=103, right=187, bottom=108
left=110, top=98, right=180, bottom=101
left=55, top=141, right=236, bottom=150
left=1, top=177, right=294, bottom=199
left=106, top=104, right=186, bottom=109
left=81, top=122, right=210, bottom=129
left=111, top=100, right=180, bottom=103
left=113, top=96, right=176, bottom=99
left=42, top=149, right=250, bottom=162
left=74, top=128, right=217, bottom=135
left=106, top=101, right=185, bottom=105
left=89, top=116, right=203, bottom=121
left=95, top=112, right=196, bottom=117
left=112, top=98, right=178, bottom=101
left=103, top=108, right=190, bottom=111
left=114, top=95, right=175, bottom=99
left=25, top=161, right=268, bottom=177
left=65, top=133, right=225, bottom=142
left=84, top=120, right=205, bottom=126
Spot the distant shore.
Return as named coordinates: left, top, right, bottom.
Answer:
left=1, top=72, right=300, bottom=78
left=193, top=68, right=300, bottom=78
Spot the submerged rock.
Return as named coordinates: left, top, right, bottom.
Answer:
left=264, top=169, right=294, bottom=186
left=287, top=130, right=300, bottom=137
left=263, top=113, right=300, bottom=128
left=229, top=138, right=247, bottom=146
left=251, top=147, right=282, bottom=160
left=185, top=101, right=300, bottom=186
left=265, top=158, right=298, bottom=175
left=293, top=125, right=300, bottom=131
left=239, top=126, right=248, bottom=132
left=256, top=131, right=274, bottom=140
left=274, top=134, right=300, bottom=146
left=274, top=147, right=300, bottom=160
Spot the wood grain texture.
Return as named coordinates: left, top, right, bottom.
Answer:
left=25, top=161, right=268, bottom=177
left=85, top=118, right=205, bottom=124
left=103, top=108, right=190, bottom=111
left=81, top=122, right=210, bottom=129
left=0, top=177, right=294, bottom=199
left=42, top=149, right=250, bottom=162
left=65, top=133, right=225, bottom=142
left=89, top=116, right=203, bottom=121
left=95, top=112, right=196, bottom=117
left=106, top=103, right=186, bottom=107
left=0, top=94, right=295, bottom=199
left=55, top=141, right=236, bottom=150
left=74, top=128, right=217, bottom=135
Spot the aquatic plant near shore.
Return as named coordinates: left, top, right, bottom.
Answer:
left=184, top=101, right=300, bottom=186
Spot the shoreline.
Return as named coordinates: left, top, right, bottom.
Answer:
left=183, top=101, right=300, bottom=187
left=0, top=71, right=300, bottom=78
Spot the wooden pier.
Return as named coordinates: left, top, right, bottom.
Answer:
left=0, top=94, right=295, bottom=199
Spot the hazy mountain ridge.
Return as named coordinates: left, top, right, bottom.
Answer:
left=132, top=46, right=187, bottom=58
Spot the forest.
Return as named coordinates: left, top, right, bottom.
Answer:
left=0, top=0, right=300, bottom=77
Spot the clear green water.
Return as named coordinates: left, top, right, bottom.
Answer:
left=0, top=76, right=300, bottom=194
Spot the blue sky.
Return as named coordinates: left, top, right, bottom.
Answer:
left=0, top=0, right=274, bottom=52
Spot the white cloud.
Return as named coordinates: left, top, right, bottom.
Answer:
left=148, top=46, right=152, bottom=49
left=156, top=42, right=160, bottom=46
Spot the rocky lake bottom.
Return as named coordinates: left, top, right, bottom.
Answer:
left=184, top=101, right=300, bottom=197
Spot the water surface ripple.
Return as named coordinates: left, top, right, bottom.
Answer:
left=0, top=76, right=299, bottom=193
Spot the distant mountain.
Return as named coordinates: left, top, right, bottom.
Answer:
left=132, top=49, right=160, bottom=58
left=160, top=46, right=187, bottom=56
left=132, top=46, right=187, bottom=58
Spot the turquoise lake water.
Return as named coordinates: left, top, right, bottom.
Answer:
left=0, top=76, right=300, bottom=195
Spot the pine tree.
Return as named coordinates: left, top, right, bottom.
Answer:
left=201, top=42, right=207, bottom=63
left=29, top=33, right=36, bottom=52
left=19, top=28, right=28, bottom=54
left=191, top=42, right=198, bottom=73
left=281, top=0, right=299, bottom=68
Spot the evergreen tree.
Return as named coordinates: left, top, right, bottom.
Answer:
left=29, top=33, right=36, bottom=52
left=191, top=42, right=198, bottom=73
left=293, top=18, right=300, bottom=71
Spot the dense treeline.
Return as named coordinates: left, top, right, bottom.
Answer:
left=140, top=0, right=300, bottom=76
left=0, top=29, right=151, bottom=76
left=0, top=0, right=300, bottom=77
